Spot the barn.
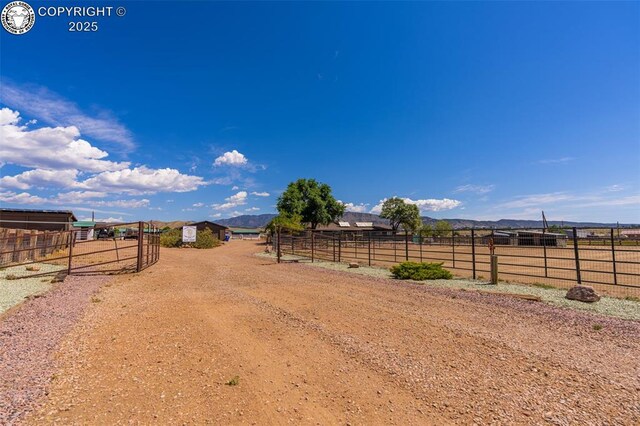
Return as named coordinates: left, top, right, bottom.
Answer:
left=185, top=221, right=228, bottom=241
left=0, top=208, right=77, bottom=231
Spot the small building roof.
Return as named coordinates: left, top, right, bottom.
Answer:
left=230, top=228, right=262, bottom=234
left=73, top=221, right=97, bottom=228
left=0, top=208, right=77, bottom=222
left=185, top=221, right=229, bottom=229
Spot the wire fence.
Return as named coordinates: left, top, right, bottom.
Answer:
left=274, top=228, right=640, bottom=298
left=0, top=221, right=160, bottom=280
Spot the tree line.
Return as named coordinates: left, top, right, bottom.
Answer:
left=268, top=178, right=453, bottom=236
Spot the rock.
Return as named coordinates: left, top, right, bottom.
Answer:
left=348, top=262, right=359, bottom=268
left=565, top=285, right=600, bottom=303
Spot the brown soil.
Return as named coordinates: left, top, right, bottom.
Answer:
left=27, top=241, right=640, bottom=425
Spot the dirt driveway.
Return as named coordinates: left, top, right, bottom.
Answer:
left=29, top=241, right=639, bottom=425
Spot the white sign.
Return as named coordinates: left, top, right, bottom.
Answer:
left=182, top=226, right=197, bottom=243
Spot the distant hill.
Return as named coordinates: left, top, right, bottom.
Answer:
left=214, top=212, right=636, bottom=229
left=216, top=214, right=278, bottom=228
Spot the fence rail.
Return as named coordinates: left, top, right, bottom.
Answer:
left=0, top=221, right=160, bottom=279
left=274, top=228, right=640, bottom=298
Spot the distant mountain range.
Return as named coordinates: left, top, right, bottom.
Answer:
left=214, top=212, right=637, bottom=229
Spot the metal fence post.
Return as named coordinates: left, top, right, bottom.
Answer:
left=543, top=228, right=548, bottom=278
left=419, top=232, right=423, bottom=263
left=394, top=233, right=397, bottom=263
left=471, top=229, right=476, bottom=280
left=136, top=221, right=144, bottom=272
left=332, top=236, right=336, bottom=262
left=67, top=231, right=76, bottom=276
left=368, top=231, right=372, bottom=266
left=610, top=228, right=618, bottom=286
left=338, top=232, right=342, bottom=262
left=311, top=231, right=315, bottom=263
left=405, top=232, right=409, bottom=261
left=451, top=229, right=455, bottom=269
left=276, top=227, right=281, bottom=263
left=572, top=227, right=581, bottom=284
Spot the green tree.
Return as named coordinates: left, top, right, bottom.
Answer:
left=379, top=197, right=422, bottom=233
left=276, top=179, right=345, bottom=229
left=433, top=220, right=453, bottom=237
left=547, top=224, right=567, bottom=234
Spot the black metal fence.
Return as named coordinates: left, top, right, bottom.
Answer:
left=274, top=228, right=640, bottom=298
left=0, top=221, right=160, bottom=279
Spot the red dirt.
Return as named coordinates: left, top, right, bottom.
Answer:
left=19, top=241, right=640, bottom=424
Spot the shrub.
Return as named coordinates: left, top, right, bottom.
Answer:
left=160, top=229, right=182, bottom=248
left=390, top=261, right=453, bottom=281
left=160, top=228, right=221, bottom=249
left=193, top=229, right=221, bottom=249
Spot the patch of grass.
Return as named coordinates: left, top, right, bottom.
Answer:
left=390, top=262, right=453, bottom=281
left=226, top=375, right=240, bottom=386
left=90, top=296, right=102, bottom=303
left=5, top=273, right=19, bottom=280
left=624, top=296, right=640, bottom=302
left=25, top=265, right=40, bottom=272
left=532, top=282, right=557, bottom=290
left=592, top=324, right=603, bottom=331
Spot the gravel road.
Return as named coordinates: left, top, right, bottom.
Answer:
left=12, top=241, right=640, bottom=424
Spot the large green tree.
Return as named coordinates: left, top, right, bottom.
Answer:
left=379, top=197, right=422, bottom=233
left=276, top=179, right=345, bottom=229
left=433, top=220, right=453, bottom=237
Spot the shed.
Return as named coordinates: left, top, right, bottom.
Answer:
left=185, top=221, right=228, bottom=241
left=482, top=230, right=567, bottom=247
left=229, top=227, right=262, bottom=240
left=0, top=208, right=77, bottom=231
left=73, top=220, right=97, bottom=241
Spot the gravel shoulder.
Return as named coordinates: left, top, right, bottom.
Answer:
left=0, top=274, right=111, bottom=425
left=261, top=253, right=640, bottom=321
left=21, top=241, right=640, bottom=425
left=0, top=263, right=66, bottom=315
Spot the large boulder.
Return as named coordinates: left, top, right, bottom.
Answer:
left=565, top=285, right=601, bottom=303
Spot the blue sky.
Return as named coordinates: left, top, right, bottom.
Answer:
left=1, top=1, right=638, bottom=223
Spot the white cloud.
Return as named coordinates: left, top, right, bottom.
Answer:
left=210, top=213, right=222, bottom=218
left=90, top=199, right=151, bottom=208
left=212, top=191, right=248, bottom=210
left=454, top=184, right=495, bottom=194
left=232, top=185, right=240, bottom=190
left=537, top=157, right=575, bottom=165
left=0, top=108, right=129, bottom=172
left=54, top=191, right=108, bottom=204
left=408, top=198, right=462, bottom=212
left=0, top=191, right=46, bottom=204
left=1, top=82, right=135, bottom=152
left=498, top=192, right=573, bottom=209
left=0, top=169, right=79, bottom=190
left=0, top=190, right=149, bottom=209
left=250, top=191, right=270, bottom=197
left=370, top=197, right=462, bottom=214
left=245, top=207, right=260, bottom=212
left=78, top=216, right=124, bottom=223
left=192, top=202, right=205, bottom=207
left=606, top=185, right=624, bottom=192
left=344, top=202, right=369, bottom=213
left=213, top=150, right=248, bottom=167
left=80, top=166, right=207, bottom=194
